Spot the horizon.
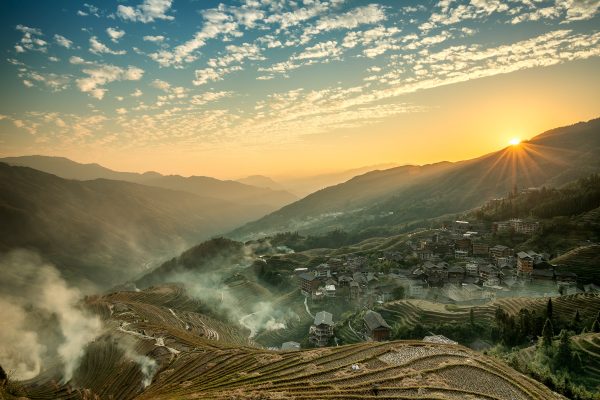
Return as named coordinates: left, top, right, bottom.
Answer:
left=1, top=1, right=599, bottom=179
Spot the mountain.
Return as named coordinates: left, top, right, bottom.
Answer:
left=230, top=118, right=600, bottom=240
left=0, top=163, right=275, bottom=289
left=0, top=155, right=298, bottom=210
left=236, top=174, right=286, bottom=191
left=277, top=162, right=400, bottom=197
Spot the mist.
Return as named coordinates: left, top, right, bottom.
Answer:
left=148, top=241, right=295, bottom=340
left=0, top=250, right=102, bottom=381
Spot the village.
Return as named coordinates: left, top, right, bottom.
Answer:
left=286, top=217, right=588, bottom=349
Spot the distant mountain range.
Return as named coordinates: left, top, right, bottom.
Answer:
left=275, top=163, right=401, bottom=197
left=0, top=155, right=298, bottom=209
left=0, top=163, right=290, bottom=289
left=230, top=118, right=600, bottom=240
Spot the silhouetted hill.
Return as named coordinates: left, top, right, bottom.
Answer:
left=230, top=118, right=600, bottom=239
left=1, top=155, right=298, bottom=210
left=0, top=163, right=270, bottom=288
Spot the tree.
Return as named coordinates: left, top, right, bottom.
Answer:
left=571, top=309, right=582, bottom=332
left=546, top=298, right=553, bottom=320
left=392, top=286, right=405, bottom=300
left=592, top=318, right=600, bottom=333
left=542, top=318, right=554, bottom=347
left=470, top=308, right=475, bottom=327
left=554, top=330, right=572, bottom=370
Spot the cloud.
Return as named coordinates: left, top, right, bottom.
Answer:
left=15, top=25, right=47, bottom=52
left=342, top=26, right=400, bottom=57
left=16, top=24, right=42, bottom=35
left=192, top=43, right=262, bottom=86
left=54, top=34, right=73, bottom=49
left=294, top=40, right=342, bottom=60
left=150, top=79, right=171, bottom=92
left=89, top=36, right=126, bottom=55
left=106, top=27, right=125, bottom=43
left=561, top=0, right=600, bottom=21
left=143, top=35, right=165, bottom=42
left=149, top=8, right=240, bottom=67
left=76, top=64, right=144, bottom=99
left=190, top=91, right=233, bottom=105
left=264, top=0, right=345, bottom=30
left=208, top=43, right=263, bottom=67
left=315, top=4, right=386, bottom=32
left=131, top=88, right=144, bottom=97
left=193, top=67, right=240, bottom=86
left=77, top=3, right=101, bottom=17
left=117, top=0, right=174, bottom=23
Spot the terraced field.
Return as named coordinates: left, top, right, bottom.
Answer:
left=552, top=244, right=600, bottom=284
left=11, top=284, right=568, bottom=400
left=337, top=293, right=600, bottom=344
left=571, top=333, right=600, bottom=391
left=135, top=340, right=562, bottom=400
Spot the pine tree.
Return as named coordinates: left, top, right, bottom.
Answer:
left=571, top=309, right=582, bottom=332
left=554, top=330, right=572, bottom=369
left=470, top=308, right=475, bottom=327
left=546, top=298, right=553, bottom=320
left=542, top=318, right=554, bottom=347
left=592, top=318, right=600, bottom=333
left=572, top=352, right=583, bottom=372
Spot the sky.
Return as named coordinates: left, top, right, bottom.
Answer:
left=0, top=0, right=599, bottom=179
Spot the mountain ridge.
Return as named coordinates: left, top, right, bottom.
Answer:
left=0, top=155, right=298, bottom=209
left=229, top=118, right=600, bottom=240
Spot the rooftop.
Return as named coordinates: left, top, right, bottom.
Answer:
left=363, top=310, right=391, bottom=331
left=314, top=311, right=334, bottom=326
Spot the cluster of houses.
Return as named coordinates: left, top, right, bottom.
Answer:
left=295, top=218, right=580, bottom=307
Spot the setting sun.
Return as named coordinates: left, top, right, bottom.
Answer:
left=509, top=138, right=522, bottom=146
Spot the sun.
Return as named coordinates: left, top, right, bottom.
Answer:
left=509, top=138, right=521, bottom=146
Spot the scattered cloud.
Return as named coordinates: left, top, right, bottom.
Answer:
left=54, top=34, right=73, bottom=49
left=106, top=27, right=125, bottom=43
left=117, top=0, right=174, bottom=23
left=143, top=35, right=165, bottom=42
left=15, top=25, right=47, bottom=52
left=89, top=36, right=126, bottom=55
left=76, top=64, right=144, bottom=99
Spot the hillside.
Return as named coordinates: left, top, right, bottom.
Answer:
left=230, top=118, right=600, bottom=240
left=337, top=294, right=600, bottom=346
left=0, top=163, right=269, bottom=288
left=279, top=162, right=401, bottom=197
left=513, top=332, right=600, bottom=395
left=1, top=155, right=298, bottom=211
left=552, top=244, right=600, bottom=285
left=6, top=284, right=563, bottom=400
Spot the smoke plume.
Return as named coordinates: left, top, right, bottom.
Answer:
left=0, top=250, right=102, bottom=381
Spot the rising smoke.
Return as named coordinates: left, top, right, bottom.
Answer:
left=157, top=241, right=295, bottom=339
left=0, top=250, right=102, bottom=381
left=116, top=336, right=158, bottom=389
